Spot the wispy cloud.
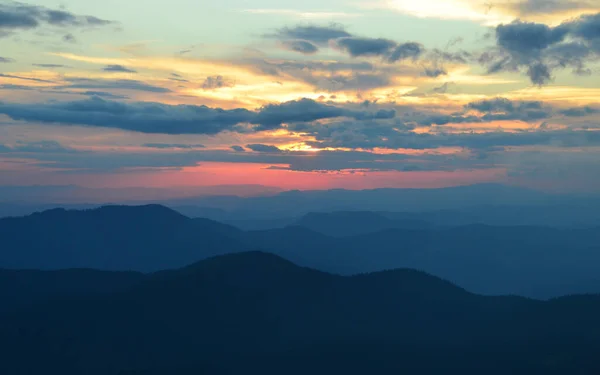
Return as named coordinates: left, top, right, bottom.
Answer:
left=243, top=9, right=359, bottom=19
left=372, top=0, right=599, bottom=25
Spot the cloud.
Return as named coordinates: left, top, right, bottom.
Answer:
left=527, top=62, right=552, bottom=85
left=231, top=145, right=246, bottom=152
left=62, top=33, right=76, bottom=43
left=0, top=57, right=14, bottom=63
left=246, top=57, right=424, bottom=92
left=0, top=140, right=76, bottom=154
left=499, top=0, right=599, bottom=17
left=60, top=78, right=170, bottom=93
left=81, top=91, right=129, bottom=99
left=0, top=2, right=115, bottom=33
left=305, top=123, right=600, bottom=150
left=280, top=40, right=319, bottom=54
left=32, top=63, right=69, bottom=68
left=0, top=97, right=394, bottom=135
left=0, top=73, right=54, bottom=83
left=0, top=97, right=252, bottom=135
left=103, top=64, right=137, bottom=73
left=560, top=105, right=600, bottom=117
left=169, top=73, right=189, bottom=83
left=423, top=67, right=447, bottom=77
left=0, top=84, right=130, bottom=99
left=254, top=98, right=395, bottom=130
left=0, top=83, right=34, bottom=90
left=201, top=75, right=233, bottom=90
left=483, top=13, right=600, bottom=84
left=496, top=21, right=569, bottom=53
left=269, top=24, right=351, bottom=44
left=244, top=9, right=358, bottom=19
left=246, top=144, right=283, bottom=153
left=142, top=143, right=205, bottom=149
left=432, top=82, right=452, bottom=93
left=332, top=37, right=428, bottom=65
left=388, top=42, right=425, bottom=62
left=334, top=37, right=397, bottom=57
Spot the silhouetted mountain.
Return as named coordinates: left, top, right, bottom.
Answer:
left=1, top=252, right=600, bottom=374
left=295, top=211, right=432, bottom=236
left=3, top=205, right=600, bottom=298
left=0, top=205, right=246, bottom=271
left=0, top=268, right=144, bottom=315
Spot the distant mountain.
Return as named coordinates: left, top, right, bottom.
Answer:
left=1, top=252, right=600, bottom=374
left=165, top=183, right=559, bottom=216
left=0, top=184, right=282, bottom=204
left=0, top=268, right=144, bottom=315
left=0, top=205, right=247, bottom=271
left=2, top=205, right=600, bottom=298
left=295, top=211, right=432, bottom=236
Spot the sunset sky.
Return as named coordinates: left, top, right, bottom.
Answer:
left=1, top=0, right=600, bottom=194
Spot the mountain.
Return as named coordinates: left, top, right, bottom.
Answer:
left=0, top=205, right=247, bottom=271
left=1, top=252, right=600, bottom=374
left=164, top=183, right=559, bottom=216
left=3, top=205, right=600, bottom=298
left=0, top=268, right=144, bottom=315
left=295, top=211, right=432, bottom=236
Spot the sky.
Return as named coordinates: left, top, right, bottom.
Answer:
left=1, top=0, right=600, bottom=196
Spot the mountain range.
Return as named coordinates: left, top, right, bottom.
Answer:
left=1, top=251, right=600, bottom=374
left=2, top=204, right=600, bottom=298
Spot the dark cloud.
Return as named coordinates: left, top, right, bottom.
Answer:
left=142, top=143, right=205, bottom=149
left=0, top=57, right=14, bottom=63
left=335, top=37, right=396, bottom=57
left=246, top=144, right=283, bottom=153
left=388, top=42, right=424, bottom=62
left=280, top=40, right=319, bottom=54
left=0, top=84, right=130, bottom=99
left=270, top=25, right=351, bottom=44
left=432, top=82, right=452, bottom=94
left=423, top=67, right=447, bottom=77
left=0, top=2, right=115, bottom=33
left=0, top=97, right=253, bottom=134
left=302, top=72, right=393, bottom=92
left=484, top=13, right=600, bottom=84
left=103, top=64, right=137, bottom=73
left=304, top=122, right=600, bottom=150
left=496, top=21, right=569, bottom=53
left=527, top=62, right=552, bottom=85
left=60, top=78, right=170, bottom=93
left=169, top=73, right=189, bottom=82
left=254, top=98, right=395, bottom=130
left=505, top=0, right=599, bottom=17
left=0, top=140, right=76, bottom=154
left=81, top=91, right=129, bottom=99
left=201, top=75, right=232, bottom=90
left=62, top=32, right=76, bottom=43
left=0, top=83, right=34, bottom=90
left=32, top=63, right=69, bottom=68
left=464, top=98, right=551, bottom=122
left=560, top=106, right=600, bottom=117
left=247, top=58, right=402, bottom=92
left=0, top=73, right=54, bottom=83
left=332, top=37, right=430, bottom=66
left=0, top=97, right=394, bottom=135
left=231, top=145, right=245, bottom=152
left=568, top=12, right=600, bottom=48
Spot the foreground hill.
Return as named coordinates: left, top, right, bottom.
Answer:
left=2, top=205, right=600, bottom=298
left=1, top=252, right=600, bottom=374
left=0, top=268, right=145, bottom=314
